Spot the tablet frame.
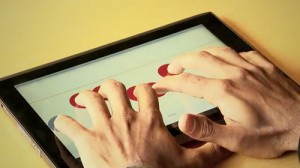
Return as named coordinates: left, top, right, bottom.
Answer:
left=0, top=12, right=253, bottom=167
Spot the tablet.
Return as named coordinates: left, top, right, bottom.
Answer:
left=0, top=12, right=253, bottom=167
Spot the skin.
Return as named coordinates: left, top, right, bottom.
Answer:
left=54, top=46, right=300, bottom=167
left=153, top=46, right=300, bottom=158
left=54, top=79, right=230, bottom=168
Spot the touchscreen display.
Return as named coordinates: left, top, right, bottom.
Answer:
left=15, top=25, right=225, bottom=158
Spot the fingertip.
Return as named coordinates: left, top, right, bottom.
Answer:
left=54, top=115, right=63, bottom=126
left=54, top=115, right=67, bottom=132
left=74, top=90, right=92, bottom=106
left=167, top=63, right=184, bottom=75
left=151, top=81, right=163, bottom=90
left=151, top=79, right=170, bottom=94
left=151, top=83, right=157, bottom=89
left=54, top=115, right=86, bottom=140
left=134, top=83, right=151, bottom=98
left=152, top=84, right=168, bottom=95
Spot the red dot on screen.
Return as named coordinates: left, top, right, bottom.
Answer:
left=158, top=64, right=176, bottom=77
left=69, top=93, right=86, bottom=109
left=93, top=86, right=100, bottom=92
left=127, top=86, right=137, bottom=101
left=158, top=64, right=169, bottom=77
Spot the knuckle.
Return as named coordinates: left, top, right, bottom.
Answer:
left=218, top=79, right=235, bottom=94
left=79, top=90, right=94, bottom=96
left=248, top=50, right=259, bottom=55
left=213, top=59, right=226, bottom=66
left=198, top=50, right=227, bottom=66
left=149, top=108, right=160, bottom=120
left=181, top=73, right=193, bottom=82
left=245, top=50, right=262, bottom=59
left=204, top=46, right=233, bottom=53
left=102, top=79, right=124, bottom=88
left=266, top=63, right=277, bottom=73
left=111, top=80, right=122, bottom=87
left=198, top=50, right=211, bottom=57
left=121, top=112, right=134, bottom=122
left=180, top=73, right=201, bottom=85
left=78, top=90, right=99, bottom=100
left=248, top=65, right=263, bottom=74
left=234, top=67, right=250, bottom=79
left=142, top=108, right=157, bottom=121
left=195, top=116, right=214, bottom=139
left=248, top=51, right=277, bottom=72
left=220, top=46, right=234, bottom=53
left=102, top=79, right=127, bottom=94
left=138, top=108, right=163, bottom=129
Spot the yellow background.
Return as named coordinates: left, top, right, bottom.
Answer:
left=0, top=0, right=299, bottom=167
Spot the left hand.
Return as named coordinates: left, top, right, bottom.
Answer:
left=54, top=79, right=230, bottom=168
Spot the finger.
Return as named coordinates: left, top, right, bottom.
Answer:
left=99, top=79, right=132, bottom=118
left=204, top=46, right=254, bottom=69
left=178, top=113, right=245, bottom=152
left=167, top=51, right=238, bottom=79
left=239, top=51, right=276, bottom=71
left=76, top=90, right=110, bottom=128
left=152, top=73, right=222, bottom=104
left=134, top=83, right=161, bottom=118
left=54, top=115, right=87, bottom=142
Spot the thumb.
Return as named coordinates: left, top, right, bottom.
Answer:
left=54, top=115, right=87, bottom=142
left=179, top=113, right=244, bottom=151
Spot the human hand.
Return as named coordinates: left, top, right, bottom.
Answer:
left=153, top=47, right=300, bottom=158
left=54, top=79, right=230, bottom=168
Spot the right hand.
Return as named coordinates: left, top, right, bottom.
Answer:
left=153, top=47, right=300, bottom=158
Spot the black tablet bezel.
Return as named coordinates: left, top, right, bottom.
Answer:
left=0, top=12, right=253, bottom=167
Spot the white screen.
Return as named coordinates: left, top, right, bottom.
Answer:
left=15, top=25, right=225, bottom=158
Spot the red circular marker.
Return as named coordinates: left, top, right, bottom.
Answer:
left=69, top=93, right=86, bottom=109
left=158, top=64, right=176, bottom=77
left=127, top=85, right=137, bottom=101
left=93, top=86, right=100, bottom=92
left=158, top=64, right=169, bottom=77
